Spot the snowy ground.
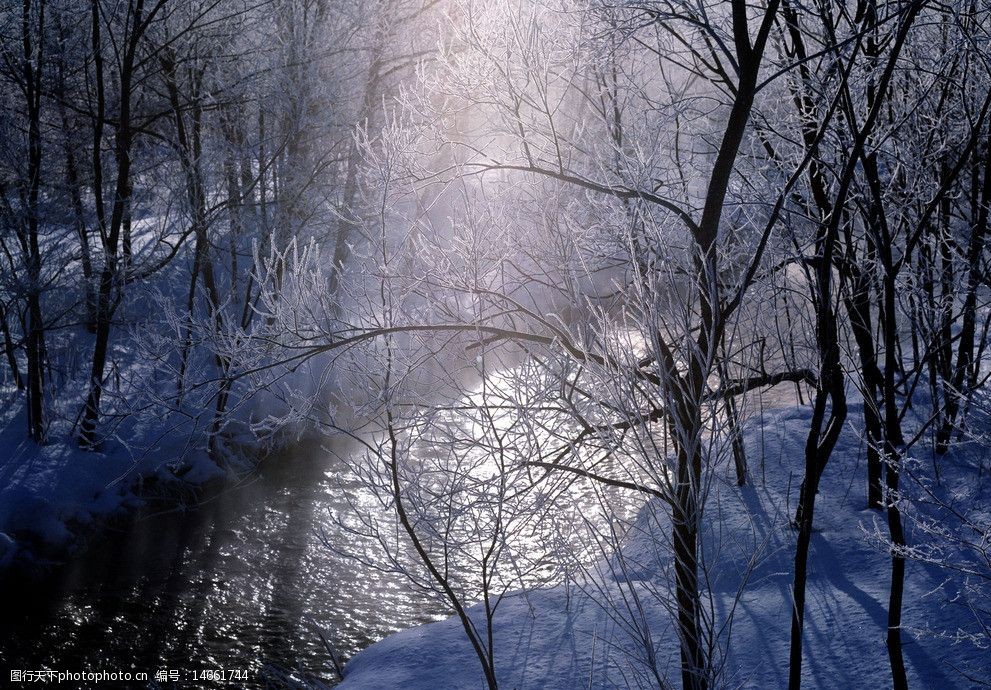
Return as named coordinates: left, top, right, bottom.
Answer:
left=339, top=401, right=991, bottom=689
left=0, top=220, right=262, bottom=569
left=0, top=386, right=224, bottom=568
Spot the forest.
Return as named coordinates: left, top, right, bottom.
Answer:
left=0, top=0, right=990, bottom=688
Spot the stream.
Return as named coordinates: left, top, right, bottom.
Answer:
left=0, top=378, right=796, bottom=689
left=0, top=438, right=449, bottom=688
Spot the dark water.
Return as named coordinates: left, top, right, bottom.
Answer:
left=0, top=439, right=447, bottom=689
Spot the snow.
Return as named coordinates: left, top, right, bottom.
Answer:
left=0, top=386, right=224, bottom=566
left=339, top=401, right=990, bottom=689
left=0, top=217, right=272, bottom=567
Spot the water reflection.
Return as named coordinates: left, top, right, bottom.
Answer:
left=0, top=439, right=449, bottom=688
left=0, top=377, right=796, bottom=689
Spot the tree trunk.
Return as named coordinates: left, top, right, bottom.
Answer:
left=673, top=447, right=706, bottom=690
left=936, top=136, right=991, bottom=453
left=21, top=0, right=47, bottom=442
left=0, top=304, right=24, bottom=390
left=79, top=0, right=144, bottom=448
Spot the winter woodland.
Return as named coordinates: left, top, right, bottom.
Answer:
left=1, top=0, right=990, bottom=688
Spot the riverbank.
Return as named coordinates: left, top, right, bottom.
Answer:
left=0, top=383, right=271, bottom=572
left=0, top=437, right=220, bottom=572
left=339, top=401, right=991, bottom=689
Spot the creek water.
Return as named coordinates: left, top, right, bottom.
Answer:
left=0, top=378, right=799, bottom=689
left=0, top=438, right=449, bottom=688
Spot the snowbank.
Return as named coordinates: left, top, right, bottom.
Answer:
left=0, top=388, right=224, bottom=567
left=339, top=403, right=989, bottom=689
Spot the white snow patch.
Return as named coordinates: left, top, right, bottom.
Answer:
left=340, top=403, right=989, bottom=689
